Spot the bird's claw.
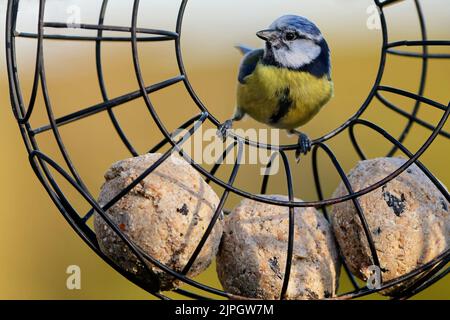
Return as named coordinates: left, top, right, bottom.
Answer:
left=295, top=133, right=312, bottom=163
left=217, top=120, right=233, bottom=142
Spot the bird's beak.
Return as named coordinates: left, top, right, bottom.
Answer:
left=256, top=29, right=278, bottom=42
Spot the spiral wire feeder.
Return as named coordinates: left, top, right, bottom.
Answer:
left=5, top=0, right=450, bottom=300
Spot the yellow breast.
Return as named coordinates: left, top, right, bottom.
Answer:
left=237, top=63, right=334, bottom=129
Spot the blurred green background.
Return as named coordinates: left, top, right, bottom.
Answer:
left=0, top=0, right=448, bottom=299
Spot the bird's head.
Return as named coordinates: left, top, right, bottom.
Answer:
left=257, top=15, right=329, bottom=70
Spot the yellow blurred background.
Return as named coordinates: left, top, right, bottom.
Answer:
left=0, top=0, right=448, bottom=299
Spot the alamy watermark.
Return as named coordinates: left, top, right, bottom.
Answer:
left=66, top=265, right=81, bottom=290
left=14, top=1, right=82, bottom=28
left=366, top=4, right=382, bottom=31
left=66, top=5, right=81, bottom=29
left=367, top=265, right=382, bottom=290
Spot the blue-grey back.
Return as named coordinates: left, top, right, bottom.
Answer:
left=238, top=49, right=264, bottom=84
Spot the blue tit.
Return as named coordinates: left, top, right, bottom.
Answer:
left=218, top=15, right=334, bottom=161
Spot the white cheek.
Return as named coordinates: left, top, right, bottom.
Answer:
left=274, top=40, right=321, bottom=69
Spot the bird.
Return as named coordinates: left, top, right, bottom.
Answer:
left=218, top=15, right=334, bottom=161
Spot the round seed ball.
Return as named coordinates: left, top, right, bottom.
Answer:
left=331, top=157, right=449, bottom=295
left=94, top=154, right=223, bottom=291
left=217, top=196, right=341, bottom=300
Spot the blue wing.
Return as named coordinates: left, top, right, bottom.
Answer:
left=238, top=48, right=264, bottom=84
left=235, top=44, right=254, bottom=55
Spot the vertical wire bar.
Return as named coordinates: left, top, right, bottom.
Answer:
left=95, top=0, right=139, bottom=156
left=175, top=0, right=214, bottom=123
left=311, top=147, right=329, bottom=221
left=6, top=0, right=72, bottom=224
left=5, top=0, right=19, bottom=115
left=315, top=0, right=390, bottom=144
left=349, top=124, right=368, bottom=160
left=260, top=152, right=279, bottom=195
left=131, top=0, right=188, bottom=146
left=279, top=151, right=295, bottom=300
left=311, top=146, right=361, bottom=290
left=387, top=0, right=428, bottom=157
left=182, top=141, right=244, bottom=274
left=349, top=0, right=390, bottom=160
left=16, top=0, right=42, bottom=124
left=6, top=0, right=26, bottom=121
left=6, top=0, right=31, bottom=136
left=37, top=0, right=88, bottom=191
left=316, top=143, right=383, bottom=283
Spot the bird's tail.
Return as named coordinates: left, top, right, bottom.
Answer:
left=235, top=44, right=253, bottom=55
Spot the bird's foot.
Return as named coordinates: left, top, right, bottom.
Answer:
left=217, top=120, right=233, bottom=142
left=295, top=133, right=312, bottom=163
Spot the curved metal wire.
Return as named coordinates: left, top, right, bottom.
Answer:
left=386, top=0, right=428, bottom=157
left=96, top=0, right=139, bottom=157
left=5, top=0, right=449, bottom=300
left=278, top=151, right=295, bottom=300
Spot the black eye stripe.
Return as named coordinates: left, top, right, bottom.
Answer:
left=283, top=31, right=312, bottom=41
left=284, top=31, right=297, bottom=41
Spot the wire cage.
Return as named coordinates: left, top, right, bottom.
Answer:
left=5, top=0, right=450, bottom=300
